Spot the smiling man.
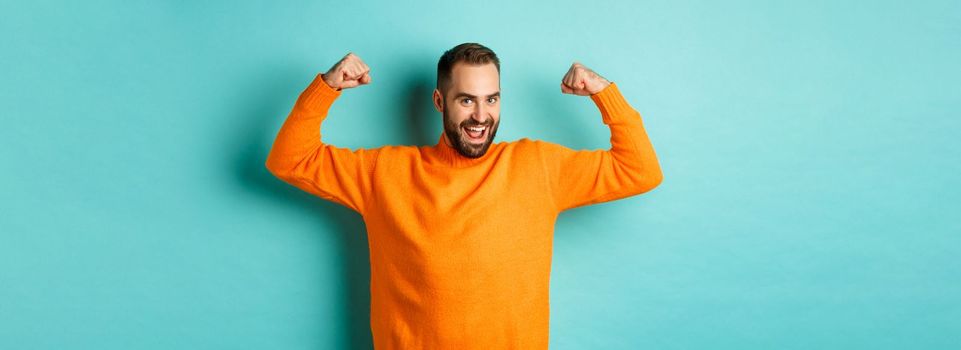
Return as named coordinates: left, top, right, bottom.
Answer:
left=435, top=51, right=501, bottom=158
left=266, top=42, right=663, bottom=349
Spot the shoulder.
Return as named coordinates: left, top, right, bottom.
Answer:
left=373, top=144, right=422, bottom=158
left=354, top=144, right=421, bottom=163
left=501, top=138, right=570, bottom=158
left=507, top=137, right=567, bottom=152
left=501, top=137, right=534, bottom=152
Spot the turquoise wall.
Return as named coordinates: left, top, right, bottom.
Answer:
left=2, top=0, right=958, bottom=349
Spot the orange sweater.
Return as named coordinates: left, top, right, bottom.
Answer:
left=266, top=73, right=662, bottom=349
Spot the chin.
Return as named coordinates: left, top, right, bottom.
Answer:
left=456, top=129, right=496, bottom=158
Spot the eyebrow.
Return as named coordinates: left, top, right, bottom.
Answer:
left=453, top=91, right=500, bottom=99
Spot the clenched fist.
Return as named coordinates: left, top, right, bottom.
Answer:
left=322, top=52, right=372, bottom=90
left=560, top=62, right=611, bottom=96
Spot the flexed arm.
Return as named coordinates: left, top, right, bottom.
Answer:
left=541, top=62, right=663, bottom=212
left=265, top=52, right=380, bottom=214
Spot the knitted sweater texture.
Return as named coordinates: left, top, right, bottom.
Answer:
left=266, top=73, right=662, bottom=349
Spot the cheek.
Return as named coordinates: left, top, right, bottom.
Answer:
left=446, top=113, right=466, bottom=127
left=452, top=110, right=473, bottom=123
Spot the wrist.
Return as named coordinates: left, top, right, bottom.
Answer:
left=320, top=73, right=341, bottom=91
left=590, top=82, right=637, bottom=124
left=295, top=73, right=343, bottom=111
left=591, top=80, right=612, bottom=95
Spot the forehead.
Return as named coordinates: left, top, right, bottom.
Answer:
left=449, top=62, right=499, bottom=95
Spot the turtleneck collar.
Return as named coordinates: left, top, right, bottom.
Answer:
left=427, top=132, right=498, bottom=168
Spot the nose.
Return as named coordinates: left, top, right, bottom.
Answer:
left=472, top=103, right=488, bottom=123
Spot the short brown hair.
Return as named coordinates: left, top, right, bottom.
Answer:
left=436, top=42, right=500, bottom=94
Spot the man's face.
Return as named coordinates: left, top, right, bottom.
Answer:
left=434, top=62, right=500, bottom=158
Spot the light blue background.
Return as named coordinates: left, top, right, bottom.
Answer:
left=2, top=0, right=959, bottom=349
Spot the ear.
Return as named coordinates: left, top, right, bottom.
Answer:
left=432, top=89, right=444, bottom=113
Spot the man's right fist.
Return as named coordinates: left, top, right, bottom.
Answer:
left=322, top=52, right=372, bottom=90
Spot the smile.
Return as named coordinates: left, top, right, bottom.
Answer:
left=463, top=125, right=488, bottom=142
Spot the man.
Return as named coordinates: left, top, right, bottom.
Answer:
left=266, top=42, right=662, bottom=349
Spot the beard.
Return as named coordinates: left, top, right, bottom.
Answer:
left=443, top=108, right=499, bottom=159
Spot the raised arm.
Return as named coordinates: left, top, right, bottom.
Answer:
left=265, top=52, right=380, bottom=214
left=540, top=62, right=663, bottom=212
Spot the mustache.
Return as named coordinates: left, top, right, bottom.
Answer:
left=461, top=120, right=494, bottom=128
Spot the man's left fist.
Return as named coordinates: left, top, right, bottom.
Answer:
left=560, top=62, right=611, bottom=96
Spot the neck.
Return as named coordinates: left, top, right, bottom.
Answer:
left=431, top=132, right=493, bottom=168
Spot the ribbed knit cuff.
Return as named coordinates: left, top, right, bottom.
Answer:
left=589, top=82, right=638, bottom=125
left=295, top=73, right=342, bottom=111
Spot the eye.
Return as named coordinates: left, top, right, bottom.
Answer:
left=487, top=97, right=498, bottom=104
left=461, top=98, right=473, bottom=105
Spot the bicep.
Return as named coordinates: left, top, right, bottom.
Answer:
left=271, top=144, right=380, bottom=214
left=539, top=141, right=648, bottom=211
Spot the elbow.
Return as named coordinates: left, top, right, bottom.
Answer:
left=265, top=158, right=279, bottom=177
left=646, top=169, right=664, bottom=191
left=612, top=158, right=663, bottom=196
left=631, top=167, right=663, bottom=195
left=264, top=152, right=279, bottom=174
left=264, top=152, right=293, bottom=179
left=637, top=154, right=664, bottom=192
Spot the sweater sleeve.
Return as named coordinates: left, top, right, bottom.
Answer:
left=265, top=73, right=380, bottom=215
left=538, top=82, right=663, bottom=212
